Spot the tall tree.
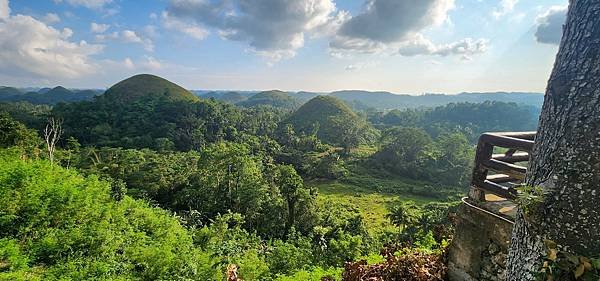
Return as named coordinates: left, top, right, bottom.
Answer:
left=44, top=117, right=63, bottom=165
left=507, top=1, right=600, bottom=280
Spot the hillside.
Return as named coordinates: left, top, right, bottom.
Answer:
left=290, top=91, right=322, bottom=102
left=203, top=91, right=248, bottom=104
left=330, top=90, right=544, bottom=109
left=0, top=86, right=100, bottom=104
left=285, top=95, right=371, bottom=145
left=237, top=90, right=299, bottom=109
left=51, top=74, right=240, bottom=150
left=101, top=74, right=199, bottom=103
left=0, top=87, right=23, bottom=98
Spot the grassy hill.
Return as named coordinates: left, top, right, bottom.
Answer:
left=237, top=90, right=299, bottom=109
left=101, top=74, right=199, bottom=103
left=284, top=95, right=370, bottom=145
left=203, top=91, right=248, bottom=104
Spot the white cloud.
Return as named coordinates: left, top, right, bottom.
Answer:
left=94, top=31, right=118, bottom=41
left=143, top=25, right=158, bottom=38
left=102, top=7, right=119, bottom=17
left=0, top=12, right=102, bottom=78
left=161, top=11, right=208, bottom=40
left=397, top=34, right=488, bottom=59
left=140, top=56, right=161, bottom=70
left=396, top=34, right=437, bottom=56
left=329, top=36, right=386, bottom=54
left=95, top=29, right=154, bottom=52
left=535, top=6, right=567, bottom=45
left=337, top=0, right=454, bottom=43
left=329, top=0, right=486, bottom=59
left=54, top=0, right=112, bottom=9
left=435, top=38, right=488, bottom=57
left=123, top=57, right=134, bottom=69
left=492, top=0, right=519, bottom=19
left=345, top=61, right=378, bottom=71
left=0, top=0, right=9, bottom=20
left=42, top=13, right=60, bottom=24
left=167, top=0, right=337, bottom=62
left=91, top=22, right=109, bottom=33
left=122, top=30, right=154, bottom=51
left=109, top=56, right=161, bottom=71
left=121, top=30, right=141, bottom=42
left=61, top=27, right=73, bottom=38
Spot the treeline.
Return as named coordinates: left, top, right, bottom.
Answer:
left=372, top=101, right=539, bottom=140
left=1, top=96, right=538, bottom=189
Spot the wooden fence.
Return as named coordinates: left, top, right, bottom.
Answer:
left=469, top=132, right=536, bottom=200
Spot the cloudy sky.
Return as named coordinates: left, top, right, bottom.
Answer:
left=0, top=0, right=567, bottom=93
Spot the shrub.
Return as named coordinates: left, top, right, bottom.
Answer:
left=0, top=150, right=219, bottom=280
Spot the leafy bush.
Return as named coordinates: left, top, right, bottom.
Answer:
left=0, top=150, right=219, bottom=280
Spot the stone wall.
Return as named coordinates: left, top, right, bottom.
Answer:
left=447, top=201, right=514, bottom=281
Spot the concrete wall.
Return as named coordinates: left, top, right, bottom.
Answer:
left=447, top=202, right=514, bottom=281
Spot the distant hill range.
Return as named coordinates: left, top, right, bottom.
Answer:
left=198, top=90, right=543, bottom=110
left=328, top=90, right=544, bottom=110
left=0, top=86, right=101, bottom=104
left=236, top=90, right=300, bottom=109
left=2, top=81, right=544, bottom=110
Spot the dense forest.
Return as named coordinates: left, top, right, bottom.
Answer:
left=0, top=74, right=540, bottom=280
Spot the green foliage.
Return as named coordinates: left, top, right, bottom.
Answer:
left=67, top=142, right=318, bottom=239
left=372, top=127, right=473, bottom=186
left=387, top=201, right=420, bottom=231
left=0, top=113, right=41, bottom=154
left=267, top=236, right=313, bottom=276
left=376, top=101, right=539, bottom=141
left=0, top=150, right=219, bottom=280
left=312, top=152, right=348, bottom=180
left=274, top=267, right=342, bottom=281
left=374, top=127, right=433, bottom=179
left=0, top=102, right=51, bottom=129
left=386, top=201, right=459, bottom=250
left=516, top=185, right=547, bottom=216
left=0, top=81, right=543, bottom=280
left=54, top=94, right=241, bottom=150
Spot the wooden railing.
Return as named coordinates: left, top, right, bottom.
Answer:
left=469, top=132, right=536, bottom=201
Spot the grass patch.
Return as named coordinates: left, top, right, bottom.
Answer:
left=309, top=177, right=460, bottom=235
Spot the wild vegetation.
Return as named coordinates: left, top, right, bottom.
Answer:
left=0, top=74, right=540, bottom=280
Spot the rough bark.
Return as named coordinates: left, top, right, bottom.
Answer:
left=506, top=1, right=600, bottom=280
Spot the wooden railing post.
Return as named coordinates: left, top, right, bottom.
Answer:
left=470, top=137, right=493, bottom=201
left=469, top=132, right=536, bottom=202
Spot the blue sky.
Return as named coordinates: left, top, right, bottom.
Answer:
left=0, top=0, right=568, bottom=94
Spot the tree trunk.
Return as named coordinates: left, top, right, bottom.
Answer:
left=506, top=1, right=600, bottom=280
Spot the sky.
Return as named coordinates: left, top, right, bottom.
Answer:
left=0, top=0, right=568, bottom=94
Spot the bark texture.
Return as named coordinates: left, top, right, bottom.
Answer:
left=507, top=0, right=600, bottom=280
